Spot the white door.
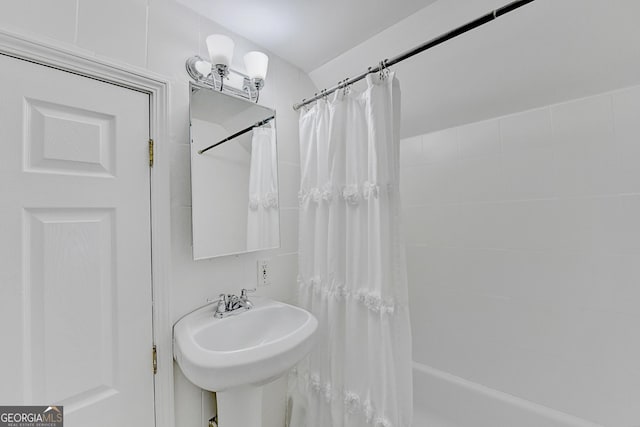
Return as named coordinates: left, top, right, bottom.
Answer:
left=0, top=54, right=155, bottom=426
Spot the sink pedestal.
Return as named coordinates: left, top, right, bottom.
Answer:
left=217, top=386, right=262, bottom=427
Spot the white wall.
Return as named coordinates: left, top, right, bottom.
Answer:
left=0, top=1, right=315, bottom=426
left=402, top=85, right=640, bottom=427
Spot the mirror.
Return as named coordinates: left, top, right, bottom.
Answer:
left=190, top=82, right=280, bottom=259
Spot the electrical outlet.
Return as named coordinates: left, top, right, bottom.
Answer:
left=257, top=259, right=271, bottom=287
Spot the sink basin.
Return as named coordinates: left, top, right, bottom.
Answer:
left=173, top=297, right=318, bottom=392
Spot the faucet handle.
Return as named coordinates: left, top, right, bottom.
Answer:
left=206, top=295, right=222, bottom=304
left=240, top=288, right=256, bottom=299
left=217, top=293, right=228, bottom=313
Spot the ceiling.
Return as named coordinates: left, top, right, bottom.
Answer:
left=175, top=0, right=437, bottom=72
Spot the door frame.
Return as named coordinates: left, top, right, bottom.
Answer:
left=0, top=29, right=174, bottom=427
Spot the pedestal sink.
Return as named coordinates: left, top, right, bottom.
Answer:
left=173, top=297, right=318, bottom=427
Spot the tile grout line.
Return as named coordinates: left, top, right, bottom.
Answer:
left=73, top=0, right=80, bottom=45
left=144, top=4, right=150, bottom=69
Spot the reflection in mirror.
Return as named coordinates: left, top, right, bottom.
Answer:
left=190, top=82, right=280, bottom=259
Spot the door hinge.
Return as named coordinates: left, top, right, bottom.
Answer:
left=152, top=345, right=158, bottom=375
left=149, top=139, right=154, bottom=167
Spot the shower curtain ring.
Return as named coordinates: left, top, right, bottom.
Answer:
left=342, top=78, right=351, bottom=95
left=379, top=59, right=390, bottom=80
left=378, top=60, right=385, bottom=79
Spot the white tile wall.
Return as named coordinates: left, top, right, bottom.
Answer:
left=77, top=0, right=149, bottom=67
left=0, top=0, right=78, bottom=45
left=422, top=128, right=459, bottom=163
left=147, top=0, right=201, bottom=80
left=402, top=85, right=640, bottom=427
left=613, top=86, right=640, bottom=194
left=0, top=2, right=316, bottom=427
left=458, top=120, right=500, bottom=159
left=398, top=135, right=422, bottom=165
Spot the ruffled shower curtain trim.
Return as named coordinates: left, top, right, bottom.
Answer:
left=290, top=369, right=396, bottom=427
left=298, top=182, right=396, bottom=206
left=297, top=277, right=402, bottom=315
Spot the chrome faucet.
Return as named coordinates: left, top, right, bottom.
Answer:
left=213, top=288, right=256, bottom=318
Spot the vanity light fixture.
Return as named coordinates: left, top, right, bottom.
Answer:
left=185, top=34, right=269, bottom=103
left=206, top=34, right=234, bottom=90
left=244, top=51, right=269, bottom=91
left=206, top=34, right=234, bottom=72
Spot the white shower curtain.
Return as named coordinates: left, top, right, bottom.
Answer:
left=246, top=124, right=279, bottom=251
left=289, top=72, right=412, bottom=427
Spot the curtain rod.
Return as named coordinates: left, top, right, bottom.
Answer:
left=198, top=115, right=275, bottom=154
left=292, top=0, right=536, bottom=111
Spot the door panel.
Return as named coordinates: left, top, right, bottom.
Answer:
left=0, top=54, right=154, bottom=427
left=24, top=98, right=116, bottom=176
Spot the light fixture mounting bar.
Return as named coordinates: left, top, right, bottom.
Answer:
left=185, top=55, right=259, bottom=102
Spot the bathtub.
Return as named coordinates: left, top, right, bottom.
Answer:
left=412, top=362, right=601, bottom=427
